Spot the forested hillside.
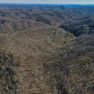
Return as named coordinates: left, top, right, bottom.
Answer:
left=0, top=4, right=94, bottom=94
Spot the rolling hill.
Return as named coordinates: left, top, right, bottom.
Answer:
left=0, top=4, right=94, bottom=94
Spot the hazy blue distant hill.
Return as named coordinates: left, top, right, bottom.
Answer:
left=0, top=4, right=94, bottom=35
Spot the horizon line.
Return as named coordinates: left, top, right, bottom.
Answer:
left=0, top=3, right=94, bottom=5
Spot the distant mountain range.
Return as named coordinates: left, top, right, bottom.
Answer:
left=0, top=4, right=94, bottom=35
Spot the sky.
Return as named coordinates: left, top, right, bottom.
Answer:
left=0, top=0, right=94, bottom=4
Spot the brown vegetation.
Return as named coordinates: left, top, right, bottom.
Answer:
left=0, top=5, right=94, bottom=94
